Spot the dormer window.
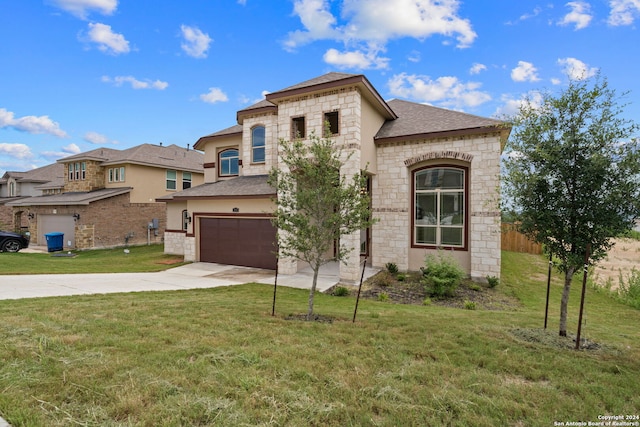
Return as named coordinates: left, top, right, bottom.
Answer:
left=252, top=126, right=266, bottom=163
left=219, top=148, right=239, bottom=177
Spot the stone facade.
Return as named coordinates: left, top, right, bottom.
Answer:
left=63, top=160, right=106, bottom=192
left=372, top=133, right=502, bottom=280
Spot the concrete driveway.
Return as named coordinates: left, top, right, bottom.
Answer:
left=0, top=261, right=379, bottom=301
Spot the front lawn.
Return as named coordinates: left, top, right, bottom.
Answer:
left=0, top=244, right=186, bottom=275
left=0, top=251, right=639, bottom=426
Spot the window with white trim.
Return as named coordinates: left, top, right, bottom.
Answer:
left=251, top=126, right=265, bottom=163
left=414, top=166, right=466, bottom=248
left=219, top=149, right=239, bottom=177
left=182, top=172, right=192, bottom=189
left=108, top=167, right=125, bottom=182
left=166, top=170, right=177, bottom=190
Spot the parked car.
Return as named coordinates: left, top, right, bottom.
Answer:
left=0, top=230, right=30, bottom=252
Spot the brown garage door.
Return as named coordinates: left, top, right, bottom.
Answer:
left=200, top=217, right=277, bottom=270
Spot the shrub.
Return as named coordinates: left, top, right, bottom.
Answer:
left=618, top=268, right=640, bottom=309
left=464, top=300, right=477, bottom=310
left=486, top=276, right=499, bottom=288
left=332, top=286, right=350, bottom=297
left=396, top=273, right=407, bottom=282
left=375, top=271, right=394, bottom=288
left=469, top=283, right=482, bottom=292
left=422, top=297, right=432, bottom=306
left=421, top=252, right=465, bottom=298
left=385, top=262, right=399, bottom=274
left=377, top=292, right=389, bottom=302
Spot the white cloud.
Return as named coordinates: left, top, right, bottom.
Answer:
left=101, top=75, right=169, bottom=90
left=511, top=61, right=541, bottom=82
left=200, top=88, right=229, bottom=104
left=0, top=143, right=33, bottom=160
left=469, top=63, right=487, bottom=75
left=180, top=25, right=212, bottom=58
left=608, top=0, right=640, bottom=25
left=48, top=0, right=117, bottom=19
left=494, top=91, right=545, bottom=118
left=237, top=0, right=247, bottom=4
left=284, top=0, right=477, bottom=58
left=323, top=46, right=389, bottom=69
left=388, top=73, right=491, bottom=109
left=84, top=131, right=110, bottom=144
left=551, top=77, right=562, bottom=85
left=407, top=50, right=421, bottom=63
left=557, top=57, right=598, bottom=80
left=0, top=108, right=67, bottom=137
left=558, top=1, right=593, bottom=30
left=86, top=22, right=130, bottom=55
left=62, top=143, right=81, bottom=154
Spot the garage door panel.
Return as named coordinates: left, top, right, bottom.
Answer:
left=200, top=217, right=277, bottom=270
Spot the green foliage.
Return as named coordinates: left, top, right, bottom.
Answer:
left=396, top=273, right=407, bottom=282
left=463, top=300, right=477, bottom=310
left=267, top=129, right=377, bottom=316
left=618, top=269, right=640, bottom=310
left=618, top=229, right=640, bottom=241
left=422, top=297, right=432, bottom=306
left=469, top=283, right=482, bottom=292
left=377, top=292, right=389, bottom=302
left=502, top=74, right=640, bottom=335
left=486, top=276, right=500, bottom=288
left=332, top=286, right=350, bottom=297
left=421, top=252, right=465, bottom=298
left=385, top=262, right=399, bottom=274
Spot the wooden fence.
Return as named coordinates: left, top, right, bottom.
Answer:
left=501, top=223, right=543, bottom=254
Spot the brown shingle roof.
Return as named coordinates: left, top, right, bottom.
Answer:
left=6, top=187, right=132, bottom=207
left=57, top=144, right=204, bottom=173
left=376, top=99, right=505, bottom=143
left=157, top=175, right=274, bottom=201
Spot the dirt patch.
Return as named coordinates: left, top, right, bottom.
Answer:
left=285, top=313, right=335, bottom=323
left=207, top=267, right=274, bottom=281
left=156, top=257, right=185, bottom=265
left=593, top=238, right=640, bottom=288
left=348, top=271, right=521, bottom=310
left=510, top=328, right=606, bottom=352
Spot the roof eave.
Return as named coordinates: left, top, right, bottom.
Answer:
left=194, top=130, right=243, bottom=151
left=375, top=125, right=509, bottom=145
left=236, top=105, right=278, bottom=125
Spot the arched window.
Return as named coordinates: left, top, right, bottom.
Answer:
left=252, top=126, right=265, bottom=163
left=413, top=166, right=467, bottom=248
left=219, top=148, right=239, bottom=177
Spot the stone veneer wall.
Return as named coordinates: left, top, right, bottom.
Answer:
left=63, top=160, right=106, bottom=192
left=273, top=86, right=364, bottom=283
left=372, top=133, right=502, bottom=281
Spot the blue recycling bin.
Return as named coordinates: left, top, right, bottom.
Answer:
left=45, top=232, right=64, bottom=252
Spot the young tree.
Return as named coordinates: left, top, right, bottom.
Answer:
left=268, top=130, right=375, bottom=319
left=503, top=75, right=640, bottom=337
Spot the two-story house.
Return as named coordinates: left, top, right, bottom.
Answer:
left=160, top=73, right=509, bottom=282
left=6, top=143, right=204, bottom=249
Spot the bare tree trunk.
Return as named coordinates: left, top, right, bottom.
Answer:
left=559, top=266, right=577, bottom=337
left=307, top=264, right=320, bottom=320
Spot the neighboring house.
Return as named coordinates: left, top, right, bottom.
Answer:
left=0, top=163, right=64, bottom=231
left=6, top=143, right=204, bottom=249
left=160, top=73, right=509, bottom=282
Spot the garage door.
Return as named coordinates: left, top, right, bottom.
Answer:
left=39, top=215, right=75, bottom=248
left=200, top=217, right=277, bottom=270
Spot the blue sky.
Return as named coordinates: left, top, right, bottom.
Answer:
left=1, top=0, right=639, bottom=175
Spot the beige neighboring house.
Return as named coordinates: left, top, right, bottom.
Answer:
left=160, top=72, right=509, bottom=282
left=6, top=143, right=204, bottom=249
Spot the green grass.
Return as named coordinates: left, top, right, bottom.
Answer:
left=0, top=244, right=187, bottom=274
left=0, top=251, right=639, bottom=426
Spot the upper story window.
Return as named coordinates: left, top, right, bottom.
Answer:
left=291, top=116, right=306, bottom=139
left=9, top=181, right=15, bottom=197
left=413, top=166, right=467, bottom=249
left=166, top=170, right=177, bottom=190
left=252, top=126, right=266, bottom=163
left=323, top=111, right=339, bottom=136
left=182, top=172, right=192, bottom=190
left=108, top=167, right=125, bottom=183
left=68, top=162, right=86, bottom=181
left=219, top=148, right=239, bottom=177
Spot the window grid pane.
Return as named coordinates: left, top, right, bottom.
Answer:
left=414, top=167, right=465, bottom=248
